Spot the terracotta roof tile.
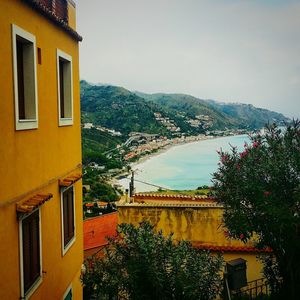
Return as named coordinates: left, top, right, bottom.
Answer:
left=84, top=213, right=118, bottom=250
left=16, top=193, right=53, bottom=216
left=59, top=173, right=82, bottom=187
left=193, top=243, right=272, bottom=253
left=23, top=0, right=83, bottom=41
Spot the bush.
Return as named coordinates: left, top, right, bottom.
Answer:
left=81, top=221, right=223, bottom=300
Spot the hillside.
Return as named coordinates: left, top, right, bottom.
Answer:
left=136, top=92, right=290, bottom=130
left=205, top=100, right=289, bottom=129
left=81, top=81, right=170, bottom=135
left=80, top=80, right=290, bottom=167
left=80, top=81, right=245, bottom=137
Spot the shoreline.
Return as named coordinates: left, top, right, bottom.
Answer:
left=113, top=133, right=247, bottom=187
left=129, top=135, right=217, bottom=169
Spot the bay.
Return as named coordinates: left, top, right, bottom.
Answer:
left=119, top=135, right=250, bottom=192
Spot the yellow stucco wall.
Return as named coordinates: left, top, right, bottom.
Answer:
left=67, top=1, right=77, bottom=30
left=118, top=205, right=265, bottom=282
left=0, top=0, right=83, bottom=299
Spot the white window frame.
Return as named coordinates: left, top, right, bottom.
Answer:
left=12, top=24, right=38, bottom=130
left=56, top=49, right=73, bottom=126
left=62, top=284, right=73, bottom=300
left=19, top=208, right=43, bottom=299
left=60, top=185, right=76, bottom=256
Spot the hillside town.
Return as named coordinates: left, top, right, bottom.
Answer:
left=1, top=1, right=298, bottom=300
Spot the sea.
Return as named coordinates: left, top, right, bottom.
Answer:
left=118, top=135, right=250, bottom=192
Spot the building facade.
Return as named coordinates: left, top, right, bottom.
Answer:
left=118, top=194, right=270, bottom=283
left=0, top=0, right=83, bottom=299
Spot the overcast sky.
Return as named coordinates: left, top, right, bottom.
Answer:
left=76, top=0, right=300, bottom=118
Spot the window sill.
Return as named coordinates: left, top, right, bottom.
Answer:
left=62, top=236, right=76, bottom=256
left=59, top=118, right=73, bottom=127
left=23, top=276, right=42, bottom=300
left=16, top=119, right=38, bottom=131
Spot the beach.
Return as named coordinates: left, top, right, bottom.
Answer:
left=117, top=134, right=249, bottom=192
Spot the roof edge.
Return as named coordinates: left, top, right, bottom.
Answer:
left=23, top=0, right=83, bottom=42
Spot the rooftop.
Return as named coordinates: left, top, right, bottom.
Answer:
left=24, top=0, right=82, bottom=41
left=83, top=212, right=118, bottom=251
left=117, top=193, right=223, bottom=208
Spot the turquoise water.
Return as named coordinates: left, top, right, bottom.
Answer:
left=119, top=135, right=249, bottom=192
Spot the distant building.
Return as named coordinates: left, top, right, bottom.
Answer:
left=83, top=122, right=94, bottom=129
left=118, top=193, right=270, bottom=283
left=0, top=1, right=83, bottom=299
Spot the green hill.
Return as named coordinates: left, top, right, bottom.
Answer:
left=81, top=81, right=169, bottom=135
left=136, top=92, right=289, bottom=130
left=135, top=92, right=239, bottom=129
left=80, top=80, right=290, bottom=162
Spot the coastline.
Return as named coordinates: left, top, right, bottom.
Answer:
left=113, top=133, right=248, bottom=188
left=129, top=135, right=217, bottom=169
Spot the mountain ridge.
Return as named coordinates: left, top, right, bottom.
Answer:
left=81, top=80, right=290, bottom=136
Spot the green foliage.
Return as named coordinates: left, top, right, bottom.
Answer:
left=137, top=92, right=289, bottom=130
left=212, top=121, right=300, bottom=299
left=89, top=182, right=119, bottom=202
left=206, top=101, right=289, bottom=130
left=81, top=82, right=170, bottom=135
left=83, top=167, right=120, bottom=202
left=81, top=221, right=223, bottom=300
left=137, top=92, right=238, bottom=130
left=82, top=128, right=123, bottom=169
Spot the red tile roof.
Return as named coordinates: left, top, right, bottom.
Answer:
left=83, top=213, right=118, bottom=250
left=24, top=0, right=83, bottom=41
left=193, top=243, right=272, bottom=253
left=134, top=193, right=216, bottom=202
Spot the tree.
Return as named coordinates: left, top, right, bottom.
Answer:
left=81, top=221, right=223, bottom=300
left=212, top=121, right=300, bottom=299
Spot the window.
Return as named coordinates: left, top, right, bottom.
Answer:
left=57, top=49, right=73, bottom=126
left=12, top=24, right=38, bottom=130
left=19, top=209, right=42, bottom=298
left=63, top=285, right=73, bottom=300
left=61, top=186, right=75, bottom=254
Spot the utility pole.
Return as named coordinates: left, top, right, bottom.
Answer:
left=129, top=171, right=135, bottom=201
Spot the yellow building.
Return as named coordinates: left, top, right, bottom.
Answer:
left=0, top=0, right=83, bottom=299
left=118, top=194, right=270, bottom=283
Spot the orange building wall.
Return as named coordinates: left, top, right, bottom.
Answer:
left=0, top=0, right=83, bottom=299
left=118, top=205, right=265, bottom=282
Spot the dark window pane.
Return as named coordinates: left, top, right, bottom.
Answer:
left=59, top=59, right=65, bottom=118
left=22, top=210, right=40, bottom=294
left=63, top=187, right=74, bottom=247
left=17, top=39, right=25, bottom=119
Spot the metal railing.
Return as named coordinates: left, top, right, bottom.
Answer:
left=233, top=278, right=268, bottom=299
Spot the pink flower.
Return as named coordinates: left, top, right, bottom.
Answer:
left=264, top=191, right=271, bottom=197
left=221, top=155, right=229, bottom=163
left=252, top=141, right=259, bottom=148
left=240, top=150, right=248, bottom=158
left=224, top=230, right=230, bottom=238
left=240, top=233, right=245, bottom=239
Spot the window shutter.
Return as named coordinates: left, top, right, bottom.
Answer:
left=63, top=187, right=74, bottom=247
left=68, top=188, right=74, bottom=240
left=22, top=210, right=40, bottom=294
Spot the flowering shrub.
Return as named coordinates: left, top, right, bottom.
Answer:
left=213, top=121, right=300, bottom=299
